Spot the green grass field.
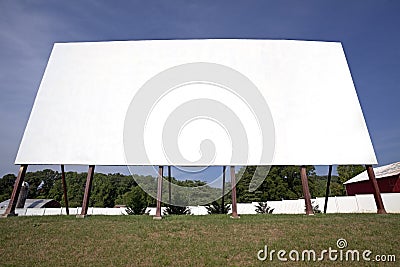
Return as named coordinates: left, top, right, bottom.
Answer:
left=0, top=214, right=398, bottom=266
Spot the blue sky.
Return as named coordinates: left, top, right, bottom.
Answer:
left=0, top=1, right=399, bottom=180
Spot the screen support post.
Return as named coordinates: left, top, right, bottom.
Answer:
left=2, top=165, right=28, bottom=217
left=221, top=166, right=226, bottom=214
left=366, top=165, right=387, bottom=214
left=154, top=166, right=164, bottom=219
left=168, top=166, right=171, bottom=205
left=61, top=165, right=69, bottom=215
left=230, top=166, right=239, bottom=218
left=323, top=165, right=333, bottom=214
left=300, top=166, right=314, bottom=215
left=76, top=165, right=95, bottom=218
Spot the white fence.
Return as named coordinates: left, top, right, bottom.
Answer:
left=3, top=193, right=399, bottom=216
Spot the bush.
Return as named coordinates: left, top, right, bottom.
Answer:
left=311, top=200, right=321, bottom=213
left=205, top=200, right=231, bottom=214
left=304, top=200, right=321, bottom=214
left=163, top=192, right=191, bottom=215
left=255, top=202, right=274, bottom=214
left=124, top=186, right=149, bottom=215
left=163, top=205, right=191, bottom=215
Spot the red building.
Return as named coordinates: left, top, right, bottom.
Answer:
left=344, top=162, right=400, bottom=196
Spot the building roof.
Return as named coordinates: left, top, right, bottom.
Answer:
left=0, top=199, right=61, bottom=209
left=344, top=162, right=400, bottom=185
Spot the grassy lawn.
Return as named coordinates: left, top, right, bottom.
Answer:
left=0, top=214, right=398, bottom=266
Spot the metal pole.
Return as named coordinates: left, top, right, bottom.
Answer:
left=61, top=165, right=69, bottom=215
left=230, top=166, right=239, bottom=218
left=2, top=165, right=28, bottom=217
left=221, top=166, right=226, bottom=214
left=168, top=166, right=172, bottom=205
left=154, top=166, right=163, bottom=219
left=77, top=165, right=95, bottom=218
left=300, top=166, right=313, bottom=215
left=323, top=165, right=332, bottom=214
left=366, top=165, right=387, bottom=214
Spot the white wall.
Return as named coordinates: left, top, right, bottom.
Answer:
left=3, top=193, right=399, bottom=216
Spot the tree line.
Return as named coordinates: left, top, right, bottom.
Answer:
left=0, top=165, right=365, bottom=208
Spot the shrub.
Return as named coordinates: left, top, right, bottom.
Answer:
left=124, top=186, right=148, bottom=215
left=163, top=192, right=191, bottom=215
left=255, top=202, right=274, bottom=214
left=311, top=200, right=321, bottom=213
left=163, top=205, right=191, bottom=215
left=205, top=200, right=231, bottom=214
left=304, top=200, right=321, bottom=214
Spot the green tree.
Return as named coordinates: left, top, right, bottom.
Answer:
left=111, top=173, right=137, bottom=198
left=90, top=173, right=116, bottom=207
left=337, top=165, right=365, bottom=184
left=122, top=186, right=148, bottom=215
left=47, top=179, right=64, bottom=204
left=64, top=172, right=87, bottom=207
left=236, top=166, right=318, bottom=202
left=336, top=165, right=365, bottom=195
left=24, top=169, right=60, bottom=199
left=0, top=174, right=16, bottom=202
